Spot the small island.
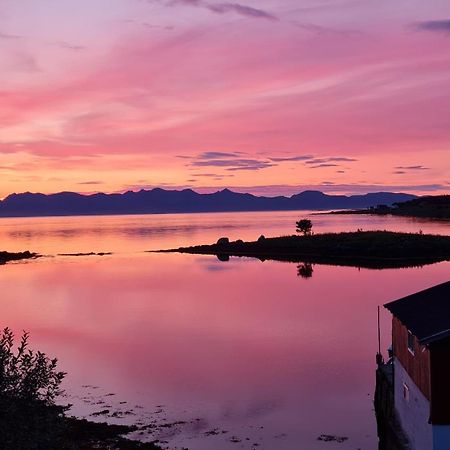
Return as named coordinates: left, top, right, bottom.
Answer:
left=0, top=250, right=38, bottom=265
left=159, top=230, right=450, bottom=269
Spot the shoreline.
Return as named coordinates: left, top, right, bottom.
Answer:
left=157, top=231, right=450, bottom=269
left=321, top=195, right=450, bottom=220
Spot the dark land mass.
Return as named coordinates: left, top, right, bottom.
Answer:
left=159, top=231, right=450, bottom=269
left=0, top=250, right=38, bottom=265
left=0, top=397, right=162, bottom=450
left=326, top=195, right=450, bottom=219
left=58, top=252, right=113, bottom=257
left=0, top=188, right=416, bottom=217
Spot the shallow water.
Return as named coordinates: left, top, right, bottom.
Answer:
left=0, top=211, right=448, bottom=449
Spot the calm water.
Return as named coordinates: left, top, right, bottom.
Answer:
left=0, top=211, right=449, bottom=450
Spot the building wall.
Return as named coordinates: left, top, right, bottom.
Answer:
left=394, top=358, right=433, bottom=450
left=392, top=317, right=431, bottom=399
left=433, top=426, right=450, bottom=450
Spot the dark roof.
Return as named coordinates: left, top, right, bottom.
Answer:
left=384, top=281, right=450, bottom=345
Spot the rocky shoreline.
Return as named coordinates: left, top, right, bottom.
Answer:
left=0, top=250, right=39, bottom=265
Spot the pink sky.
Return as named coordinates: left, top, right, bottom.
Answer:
left=0, top=0, right=449, bottom=197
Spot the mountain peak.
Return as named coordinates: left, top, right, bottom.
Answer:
left=0, top=188, right=417, bottom=217
left=291, top=190, right=327, bottom=198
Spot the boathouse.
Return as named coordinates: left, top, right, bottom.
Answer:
left=383, top=281, right=450, bottom=450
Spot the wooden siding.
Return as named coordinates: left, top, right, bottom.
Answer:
left=392, top=317, right=431, bottom=400
left=429, top=337, right=450, bottom=424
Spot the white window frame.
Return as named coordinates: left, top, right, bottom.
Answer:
left=407, top=330, right=415, bottom=355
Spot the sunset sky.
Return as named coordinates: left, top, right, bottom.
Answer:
left=0, top=0, right=449, bottom=198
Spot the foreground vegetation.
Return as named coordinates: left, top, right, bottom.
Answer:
left=0, top=328, right=161, bottom=450
left=328, top=195, right=450, bottom=219
left=161, top=230, right=450, bottom=269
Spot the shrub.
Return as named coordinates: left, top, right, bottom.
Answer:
left=0, top=328, right=66, bottom=404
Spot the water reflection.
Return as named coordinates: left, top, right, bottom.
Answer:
left=0, top=213, right=449, bottom=450
left=0, top=210, right=448, bottom=255
left=1, top=252, right=448, bottom=449
left=297, top=263, right=314, bottom=279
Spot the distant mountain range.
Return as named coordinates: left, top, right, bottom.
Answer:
left=0, top=189, right=417, bottom=218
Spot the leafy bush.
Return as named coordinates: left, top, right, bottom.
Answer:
left=0, top=329, right=160, bottom=449
left=0, top=328, right=66, bottom=404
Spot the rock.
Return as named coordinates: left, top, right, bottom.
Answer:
left=257, top=235, right=266, bottom=242
left=216, top=237, right=229, bottom=245
left=317, top=434, right=348, bottom=443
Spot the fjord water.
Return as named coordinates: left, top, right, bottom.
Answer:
left=0, top=211, right=449, bottom=450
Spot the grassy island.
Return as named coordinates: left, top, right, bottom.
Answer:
left=0, top=250, right=38, bottom=265
left=160, top=231, right=450, bottom=269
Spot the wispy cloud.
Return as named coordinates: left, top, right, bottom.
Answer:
left=394, top=165, right=429, bottom=170
left=124, top=19, right=174, bottom=31
left=414, top=20, right=450, bottom=35
left=309, top=163, right=339, bottom=168
left=186, top=152, right=358, bottom=171
left=269, top=155, right=313, bottom=162
left=77, top=180, right=103, bottom=185
left=170, top=0, right=277, bottom=20
left=192, top=172, right=234, bottom=177
left=142, top=22, right=175, bottom=31
left=0, top=31, right=23, bottom=40
left=304, top=156, right=358, bottom=168
left=305, top=157, right=358, bottom=164
left=54, top=41, right=87, bottom=51
left=206, top=2, right=277, bottom=20
left=192, top=158, right=274, bottom=171
left=198, top=151, right=243, bottom=159
left=290, top=20, right=359, bottom=37
left=393, top=165, right=429, bottom=175
left=187, top=151, right=274, bottom=171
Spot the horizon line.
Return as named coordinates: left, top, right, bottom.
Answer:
left=0, top=186, right=434, bottom=202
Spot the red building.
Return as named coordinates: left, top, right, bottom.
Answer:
left=383, top=281, right=450, bottom=450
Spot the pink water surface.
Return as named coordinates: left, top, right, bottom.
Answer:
left=0, top=212, right=448, bottom=449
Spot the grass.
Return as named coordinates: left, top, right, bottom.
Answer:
left=160, top=230, right=450, bottom=269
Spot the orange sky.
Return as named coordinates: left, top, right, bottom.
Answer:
left=0, top=0, right=449, bottom=197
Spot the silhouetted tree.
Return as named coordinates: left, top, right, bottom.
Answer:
left=296, top=219, right=313, bottom=235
